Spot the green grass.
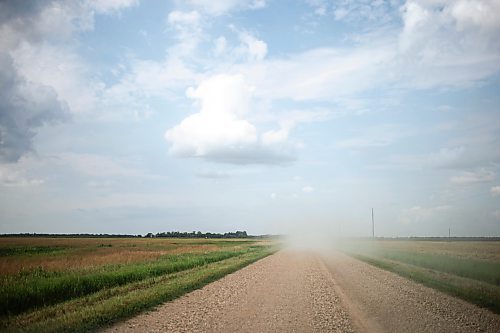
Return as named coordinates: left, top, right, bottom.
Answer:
left=351, top=253, right=500, bottom=313
left=0, top=246, right=68, bottom=257
left=339, top=240, right=500, bottom=314
left=368, top=249, right=500, bottom=285
left=0, top=250, right=249, bottom=316
left=1, top=246, right=275, bottom=333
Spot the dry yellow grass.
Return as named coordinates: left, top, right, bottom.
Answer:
left=0, top=237, right=233, bottom=275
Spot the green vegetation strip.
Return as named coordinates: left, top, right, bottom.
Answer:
left=1, top=247, right=275, bottom=333
left=0, top=250, right=248, bottom=316
left=350, top=253, right=500, bottom=314
left=0, top=246, right=68, bottom=257
left=368, top=249, right=500, bottom=285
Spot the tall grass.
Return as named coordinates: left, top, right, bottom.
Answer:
left=369, top=249, right=500, bottom=285
left=351, top=253, right=500, bottom=314
left=340, top=240, right=500, bottom=313
left=0, top=250, right=247, bottom=316
left=0, top=246, right=67, bottom=257
left=1, top=245, right=276, bottom=333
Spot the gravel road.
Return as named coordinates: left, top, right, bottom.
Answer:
left=102, top=250, right=500, bottom=333
left=102, top=250, right=354, bottom=333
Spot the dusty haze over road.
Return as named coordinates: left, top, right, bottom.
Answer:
left=103, top=251, right=500, bottom=333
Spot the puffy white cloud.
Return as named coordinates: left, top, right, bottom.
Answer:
left=398, top=0, right=500, bottom=88
left=491, top=186, right=500, bottom=197
left=238, top=32, right=267, bottom=61
left=165, top=74, right=295, bottom=164
left=12, top=42, right=99, bottom=115
left=0, top=53, right=68, bottom=162
left=0, top=0, right=143, bottom=161
left=451, top=169, right=495, bottom=185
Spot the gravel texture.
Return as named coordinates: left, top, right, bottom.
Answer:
left=323, top=251, right=500, bottom=333
left=102, top=250, right=500, bottom=333
left=101, top=250, right=354, bottom=333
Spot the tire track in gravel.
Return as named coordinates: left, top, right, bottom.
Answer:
left=101, top=250, right=354, bottom=333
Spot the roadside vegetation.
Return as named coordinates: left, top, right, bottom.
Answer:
left=0, top=237, right=277, bottom=332
left=339, top=239, right=500, bottom=313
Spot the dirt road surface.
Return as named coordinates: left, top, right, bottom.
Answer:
left=102, top=250, right=500, bottom=333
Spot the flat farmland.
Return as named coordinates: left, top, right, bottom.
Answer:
left=2, top=237, right=499, bottom=333
left=0, top=237, right=276, bottom=332
left=338, top=239, right=500, bottom=313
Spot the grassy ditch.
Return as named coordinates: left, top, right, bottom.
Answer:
left=340, top=240, right=500, bottom=314
left=0, top=238, right=276, bottom=332
left=0, top=250, right=247, bottom=316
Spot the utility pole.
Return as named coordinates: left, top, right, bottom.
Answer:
left=448, top=228, right=451, bottom=239
left=372, top=208, right=375, bottom=239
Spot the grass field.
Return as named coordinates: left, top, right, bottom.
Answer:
left=0, top=237, right=277, bottom=332
left=339, top=239, right=500, bottom=313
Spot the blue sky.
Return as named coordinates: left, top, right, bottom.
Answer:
left=1, top=0, right=499, bottom=237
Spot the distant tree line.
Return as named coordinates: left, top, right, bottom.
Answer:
left=0, top=231, right=252, bottom=239
left=146, top=231, right=249, bottom=239
left=0, top=233, right=143, bottom=238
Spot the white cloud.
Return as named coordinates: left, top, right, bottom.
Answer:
left=0, top=156, right=44, bottom=186
left=238, top=32, right=267, bottom=61
left=261, top=121, right=294, bottom=145
left=213, top=36, right=227, bottom=56
left=165, top=74, right=295, bottom=164
left=107, top=56, right=195, bottom=101
left=187, top=0, right=266, bottom=15
left=491, top=186, right=500, bottom=197
left=167, top=10, right=201, bottom=27
left=12, top=42, right=99, bottom=115
left=493, top=211, right=500, bottom=219
left=88, top=0, right=139, bottom=14
left=0, top=0, right=147, bottom=160
left=398, top=0, right=500, bottom=88
left=302, top=185, right=314, bottom=193
left=331, top=0, right=396, bottom=23
left=450, top=169, right=495, bottom=185
left=54, top=153, right=152, bottom=179
left=218, top=0, right=500, bottom=104
left=240, top=44, right=394, bottom=101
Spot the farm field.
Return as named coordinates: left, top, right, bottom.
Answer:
left=338, top=239, right=500, bottom=313
left=0, top=237, right=276, bottom=333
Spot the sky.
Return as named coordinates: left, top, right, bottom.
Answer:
left=0, top=0, right=499, bottom=237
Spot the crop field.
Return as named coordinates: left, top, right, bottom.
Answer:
left=339, top=239, right=500, bottom=313
left=0, top=237, right=276, bottom=332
